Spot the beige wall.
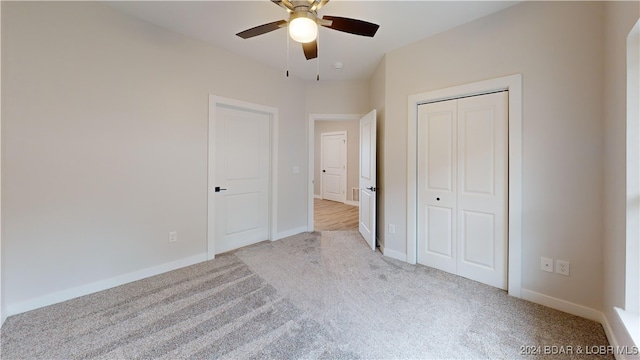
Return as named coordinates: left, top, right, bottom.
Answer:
left=603, top=0, right=640, bottom=349
left=314, top=120, right=360, bottom=201
left=305, top=80, right=371, bottom=115
left=1, top=2, right=307, bottom=311
left=381, top=1, right=605, bottom=310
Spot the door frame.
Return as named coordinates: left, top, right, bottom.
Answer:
left=208, top=95, right=279, bottom=260
left=407, top=74, right=522, bottom=298
left=308, top=113, right=362, bottom=232
left=320, top=131, right=347, bottom=203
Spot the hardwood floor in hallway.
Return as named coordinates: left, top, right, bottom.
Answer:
left=314, top=198, right=359, bottom=231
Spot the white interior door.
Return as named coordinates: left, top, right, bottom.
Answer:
left=417, top=100, right=458, bottom=274
left=359, top=110, right=377, bottom=250
left=456, top=92, right=508, bottom=289
left=214, top=105, right=269, bottom=254
left=417, top=92, right=508, bottom=289
left=321, top=132, right=346, bottom=203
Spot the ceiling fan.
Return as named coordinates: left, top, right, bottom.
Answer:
left=236, top=0, right=380, bottom=61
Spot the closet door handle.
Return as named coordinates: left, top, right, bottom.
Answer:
left=215, top=186, right=227, bottom=193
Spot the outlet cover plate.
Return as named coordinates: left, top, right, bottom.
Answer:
left=541, top=257, right=553, bottom=273
left=556, top=260, right=570, bottom=276
left=169, top=231, right=177, bottom=243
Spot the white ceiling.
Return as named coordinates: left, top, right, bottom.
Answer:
left=105, top=1, right=519, bottom=81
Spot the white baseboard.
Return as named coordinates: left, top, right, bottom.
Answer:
left=521, top=289, right=602, bottom=323
left=518, top=290, right=640, bottom=358
left=5, top=253, right=208, bottom=318
left=600, top=308, right=640, bottom=360
left=274, top=226, right=308, bottom=241
left=383, top=247, right=407, bottom=262
left=1, top=305, right=6, bottom=327
left=314, top=194, right=357, bottom=206
left=614, top=307, right=640, bottom=348
left=602, top=311, right=624, bottom=360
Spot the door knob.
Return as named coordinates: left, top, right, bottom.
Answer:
left=215, top=186, right=227, bottom=193
left=323, top=170, right=326, bottom=172
left=366, top=186, right=377, bottom=192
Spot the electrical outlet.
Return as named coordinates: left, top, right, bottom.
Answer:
left=556, top=260, right=570, bottom=276
left=168, top=231, right=178, bottom=243
left=541, top=257, right=553, bottom=273
left=388, top=224, right=396, bottom=234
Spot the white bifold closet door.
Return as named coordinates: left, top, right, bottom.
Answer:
left=417, top=91, right=508, bottom=290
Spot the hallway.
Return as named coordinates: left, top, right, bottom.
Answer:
left=314, top=199, right=359, bottom=231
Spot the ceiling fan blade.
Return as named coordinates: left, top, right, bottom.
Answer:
left=309, top=0, right=330, bottom=12
left=271, top=0, right=294, bottom=12
left=321, top=16, right=379, bottom=37
left=236, top=20, right=287, bottom=39
left=302, top=40, right=318, bottom=60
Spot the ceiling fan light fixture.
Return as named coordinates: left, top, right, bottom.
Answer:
left=289, top=16, right=317, bottom=43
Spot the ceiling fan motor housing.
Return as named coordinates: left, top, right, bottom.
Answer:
left=290, top=8, right=316, bottom=21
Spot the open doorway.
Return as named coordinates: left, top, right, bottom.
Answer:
left=308, top=114, right=361, bottom=231
left=314, top=198, right=359, bottom=231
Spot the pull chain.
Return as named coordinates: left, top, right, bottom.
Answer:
left=286, top=23, right=290, bottom=78
left=316, top=30, right=320, bottom=81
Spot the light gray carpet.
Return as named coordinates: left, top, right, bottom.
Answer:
left=1, top=231, right=611, bottom=359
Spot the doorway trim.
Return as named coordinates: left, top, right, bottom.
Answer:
left=208, top=95, right=279, bottom=260
left=308, top=113, right=363, bottom=232
left=406, top=74, right=522, bottom=297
